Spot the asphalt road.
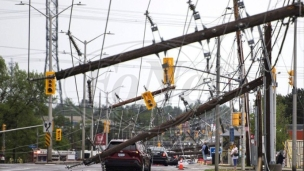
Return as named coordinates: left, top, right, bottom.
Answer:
left=0, top=163, right=214, bottom=171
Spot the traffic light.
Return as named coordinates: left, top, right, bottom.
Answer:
left=104, top=120, right=110, bottom=133
left=157, top=141, right=161, bottom=147
left=2, top=124, right=6, bottom=131
left=194, top=131, right=199, bottom=138
left=163, top=57, right=174, bottom=85
left=45, top=132, right=51, bottom=147
left=288, top=70, right=294, bottom=86
left=141, top=91, right=156, bottom=110
left=271, top=67, right=276, bottom=81
left=232, top=112, right=240, bottom=126
left=55, top=128, right=62, bottom=141
left=45, top=71, right=56, bottom=95
left=243, top=112, right=247, bottom=125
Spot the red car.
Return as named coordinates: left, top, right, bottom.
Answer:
left=104, top=139, right=152, bottom=171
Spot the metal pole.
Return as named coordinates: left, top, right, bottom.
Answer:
left=106, top=92, right=109, bottom=146
left=273, top=72, right=277, bottom=162
left=3, top=129, right=5, bottom=158
left=215, top=36, right=220, bottom=171
left=91, top=102, right=94, bottom=157
left=292, top=17, right=297, bottom=171
left=47, top=15, right=53, bottom=162
left=82, top=41, right=87, bottom=160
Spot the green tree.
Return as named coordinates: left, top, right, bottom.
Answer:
left=276, top=94, right=290, bottom=150
left=0, top=57, right=48, bottom=161
left=283, top=88, right=304, bottom=124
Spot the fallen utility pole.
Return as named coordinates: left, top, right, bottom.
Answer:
left=78, top=77, right=263, bottom=166
left=109, top=85, right=175, bottom=109
left=55, top=4, right=303, bottom=80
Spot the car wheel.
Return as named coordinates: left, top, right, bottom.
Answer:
left=164, top=161, right=168, bottom=166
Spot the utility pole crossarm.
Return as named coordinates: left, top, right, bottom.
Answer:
left=55, top=4, right=303, bottom=80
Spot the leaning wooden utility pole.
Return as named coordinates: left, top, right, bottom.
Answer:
left=256, top=90, right=263, bottom=171
left=264, top=22, right=272, bottom=166
left=55, top=4, right=304, bottom=80
left=75, top=77, right=263, bottom=166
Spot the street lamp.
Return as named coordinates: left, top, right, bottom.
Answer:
left=17, top=1, right=83, bottom=162
left=65, top=32, right=114, bottom=160
left=97, top=86, right=124, bottom=146
left=87, top=70, right=113, bottom=156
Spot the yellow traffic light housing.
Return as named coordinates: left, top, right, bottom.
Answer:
left=163, top=57, right=174, bottom=85
left=271, top=67, right=276, bottom=81
left=288, top=70, right=294, bottom=76
left=288, top=76, right=294, bottom=86
left=142, top=91, right=156, bottom=110
left=2, top=124, right=6, bottom=131
left=232, top=112, right=240, bottom=126
left=104, top=120, right=110, bottom=133
left=45, top=71, right=56, bottom=95
left=288, top=70, right=294, bottom=86
left=56, top=128, right=62, bottom=141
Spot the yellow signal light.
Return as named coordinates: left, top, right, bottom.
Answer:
left=232, top=112, right=240, bottom=126
left=288, top=70, right=294, bottom=76
left=163, top=57, right=174, bottom=85
left=56, top=129, right=62, bottom=141
left=45, top=71, right=56, bottom=95
left=142, top=91, right=156, bottom=110
left=289, top=76, right=294, bottom=86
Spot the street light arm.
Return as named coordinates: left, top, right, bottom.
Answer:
left=71, top=33, right=85, bottom=44
left=16, top=2, right=48, bottom=18
left=108, top=86, right=124, bottom=94
left=53, top=3, right=84, bottom=18
left=87, top=32, right=109, bottom=44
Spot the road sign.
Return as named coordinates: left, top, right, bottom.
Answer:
left=210, top=147, right=222, bottom=154
left=229, top=128, right=234, bottom=142
left=94, top=133, right=106, bottom=145
left=28, top=144, right=37, bottom=149
left=43, top=121, right=52, bottom=133
left=45, top=132, right=51, bottom=147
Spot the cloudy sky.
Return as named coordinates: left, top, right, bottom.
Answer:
left=0, top=0, right=303, bottom=110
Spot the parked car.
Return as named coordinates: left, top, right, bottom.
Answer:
left=148, top=146, right=169, bottom=166
left=104, top=139, right=151, bottom=171
left=167, top=151, right=178, bottom=165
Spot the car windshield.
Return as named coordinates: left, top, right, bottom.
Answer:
left=149, top=147, right=166, bottom=152
left=107, top=142, right=137, bottom=151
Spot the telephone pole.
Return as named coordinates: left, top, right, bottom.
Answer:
left=55, top=4, right=304, bottom=80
